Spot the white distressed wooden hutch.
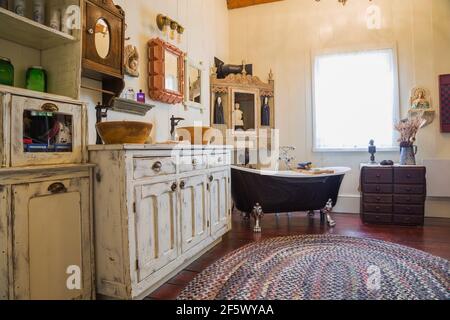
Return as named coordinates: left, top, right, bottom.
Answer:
left=0, top=0, right=92, bottom=300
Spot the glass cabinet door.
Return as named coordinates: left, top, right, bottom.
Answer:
left=10, top=95, right=83, bottom=167
left=23, top=110, right=73, bottom=153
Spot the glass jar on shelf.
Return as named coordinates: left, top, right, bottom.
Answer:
left=14, top=0, right=26, bottom=16
left=0, top=57, right=14, bottom=86
left=26, top=66, right=47, bottom=92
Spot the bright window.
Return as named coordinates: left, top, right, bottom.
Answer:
left=313, top=48, right=398, bottom=151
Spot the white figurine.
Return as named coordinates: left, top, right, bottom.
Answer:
left=233, top=102, right=244, bottom=130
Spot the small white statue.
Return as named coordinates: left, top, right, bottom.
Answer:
left=233, top=102, right=244, bottom=130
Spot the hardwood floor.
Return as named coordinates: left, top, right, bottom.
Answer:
left=146, top=212, right=450, bottom=300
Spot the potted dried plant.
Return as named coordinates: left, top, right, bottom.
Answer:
left=394, top=112, right=426, bottom=165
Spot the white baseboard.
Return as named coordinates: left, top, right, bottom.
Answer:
left=335, top=195, right=450, bottom=219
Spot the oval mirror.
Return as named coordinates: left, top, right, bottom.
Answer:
left=94, top=18, right=110, bottom=59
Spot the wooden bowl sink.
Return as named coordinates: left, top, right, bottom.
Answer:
left=96, top=121, right=153, bottom=144
left=177, top=126, right=222, bottom=145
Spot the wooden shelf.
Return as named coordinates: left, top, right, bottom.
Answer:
left=111, top=98, right=155, bottom=116
left=0, top=7, right=76, bottom=50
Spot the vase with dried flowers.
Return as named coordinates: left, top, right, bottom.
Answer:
left=394, top=112, right=426, bottom=165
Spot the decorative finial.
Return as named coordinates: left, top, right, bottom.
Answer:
left=241, top=60, right=247, bottom=76
left=268, top=69, right=274, bottom=81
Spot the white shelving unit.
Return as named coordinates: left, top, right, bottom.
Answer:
left=0, top=3, right=81, bottom=100
left=0, top=7, right=76, bottom=50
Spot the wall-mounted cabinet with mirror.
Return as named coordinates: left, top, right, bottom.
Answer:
left=82, top=0, right=125, bottom=106
left=148, top=38, right=185, bottom=105
left=184, top=58, right=205, bottom=112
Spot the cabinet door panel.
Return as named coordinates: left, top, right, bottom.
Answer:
left=28, top=193, right=82, bottom=300
left=0, top=186, right=9, bottom=300
left=12, top=178, right=89, bottom=300
left=209, top=170, right=230, bottom=237
left=135, top=180, right=178, bottom=282
left=180, top=175, right=208, bottom=254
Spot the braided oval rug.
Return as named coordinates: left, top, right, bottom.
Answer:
left=178, top=235, right=450, bottom=300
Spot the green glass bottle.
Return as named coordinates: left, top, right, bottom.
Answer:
left=26, top=66, right=47, bottom=92
left=0, top=57, right=14, bottom=86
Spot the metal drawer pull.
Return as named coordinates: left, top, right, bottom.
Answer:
left=152, top=161, right=162, bottom=172
left=376, top=174, right=381, bottom=178
left=171, top=182, right=177, bottom=192
left=48, top=182, right=67, bottom=194
left=192, top=158, right=198, bottom=166
left=209, top=175, right=213, bottom=182
left=180, top=181, right=185, bottom=189
left=41, top=103, right=59, bottom=112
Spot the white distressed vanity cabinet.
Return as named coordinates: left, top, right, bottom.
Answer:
left=89, top=144, right=232, bottom=299
left=0, top=87, right=94, bottom=300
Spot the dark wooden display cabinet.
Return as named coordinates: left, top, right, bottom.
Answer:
left=360, top=166, right=426, bottom=226
left=82, top=0, right=125, bottom=106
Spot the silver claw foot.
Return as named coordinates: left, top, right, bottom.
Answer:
left=252, top=203, right=264, bottom=233
left=323, top=199, right=336, bottom=227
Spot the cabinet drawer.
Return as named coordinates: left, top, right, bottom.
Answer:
left=394, top=167, right=425, bottom=184
left=208, top=153, right=229, bottom=168
left=393, top=215, right=424, bottom=226
left=179, top=155, right=207, bottom=173
left=362, top=184, right=393, bottom=194
left=362, top=213, right=392, bottom=224
left=363, top=203, right=392, bottom=213
left=134, top=157, right=176, bottom=179
left=363, top=194, right=392, bottom=204
left=362, top=168, right=393, bottom=184
left=394, top=204, right=424, bottom=215
left=394, top=194, right=425, bottom=205
left=394, top=184, right=425, bottom=195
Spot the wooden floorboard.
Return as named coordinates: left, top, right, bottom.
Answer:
left=147, top=212, right=450, bottom=300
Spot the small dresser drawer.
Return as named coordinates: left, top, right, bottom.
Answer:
left=208, top=153, right=229, bottom=168
left=363, top=203, right=392, bottom=213
left=394, top=167, right=426, bottom=184
left=133, top=157, right=176, bottom=179
left=179, top=155, right=207, bottom=173
left=393, top=215, right=424, bottom=226
left=362, top=167, right=393, bottom=184
left=362, top=184, right=393, bottom=194
left=394, top=194, right=425, bottom=205
left=363, top=213, right=392, bottom=224
left=394, top=204, right=424, bottom=215
left=394, top=184, right=425, bottom=195
left=363, top=194, right=392, bottom=204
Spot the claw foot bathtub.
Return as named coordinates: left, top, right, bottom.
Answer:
left=231, top=166, right=351, bottom=231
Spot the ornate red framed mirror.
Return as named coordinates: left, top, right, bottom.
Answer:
left=148, top=38, right=185, bottom=104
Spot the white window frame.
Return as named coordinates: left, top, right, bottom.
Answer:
left=311, top=43, right=400, bottom=153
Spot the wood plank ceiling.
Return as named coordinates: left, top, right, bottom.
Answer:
left=227, top=0, right=284, bottom=10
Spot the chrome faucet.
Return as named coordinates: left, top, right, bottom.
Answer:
left=170, top=115, right=184, bottom=141
left=279, top=146, right=296, bottom=170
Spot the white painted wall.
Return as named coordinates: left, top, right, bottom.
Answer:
left=81, top=0, right=229, bottom=144
left=228, top=0, right=450, bottom=217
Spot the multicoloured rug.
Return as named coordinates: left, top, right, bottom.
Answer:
left=178, top=235, right=450, bottom=300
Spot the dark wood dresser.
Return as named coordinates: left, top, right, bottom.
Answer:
left=360, top=165, right=426, bottom=226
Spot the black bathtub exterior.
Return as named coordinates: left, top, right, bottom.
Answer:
left=231, top=167, right=345, bottom=214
